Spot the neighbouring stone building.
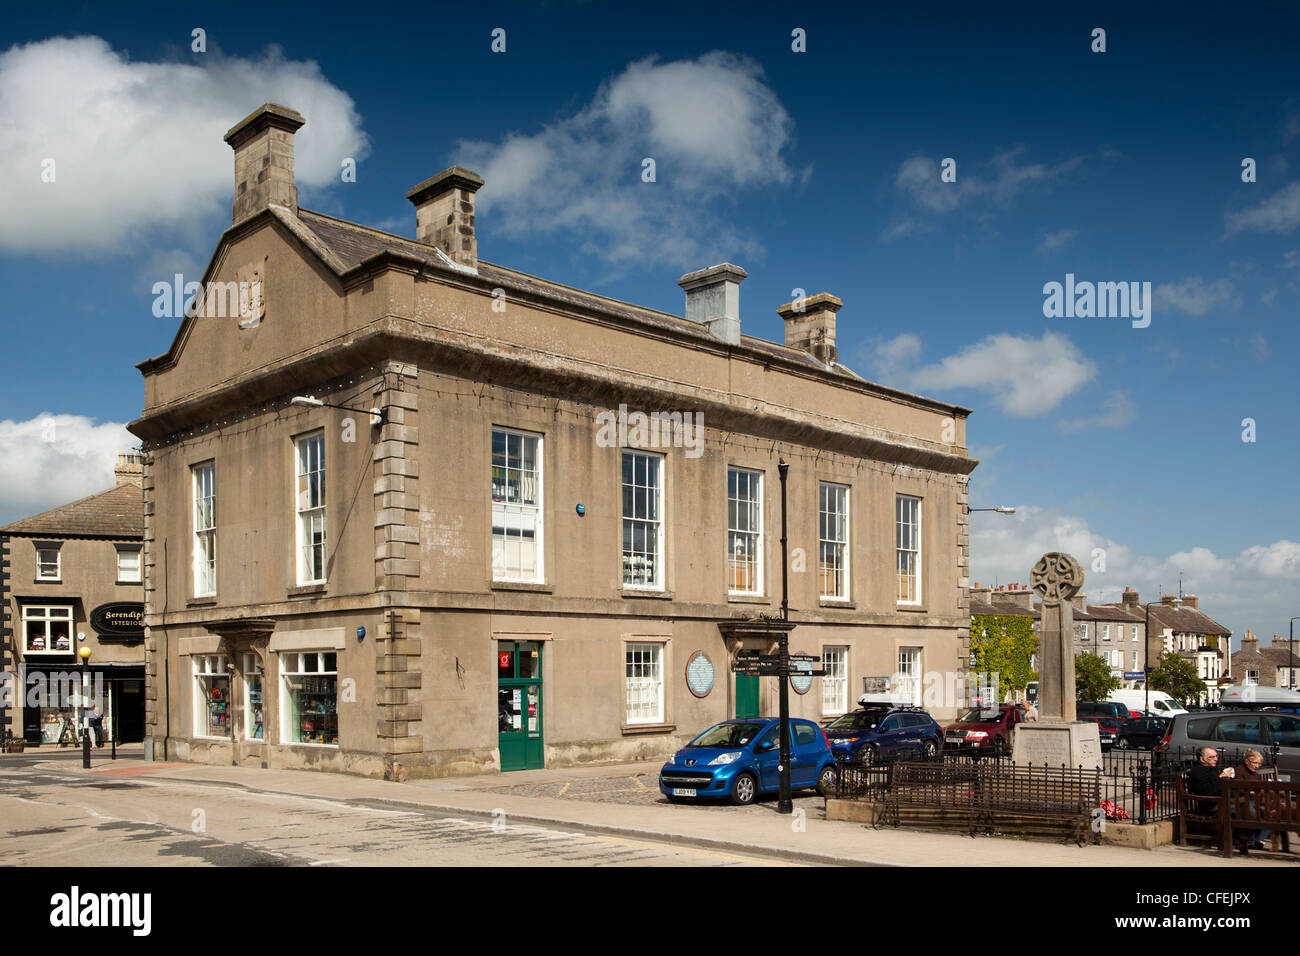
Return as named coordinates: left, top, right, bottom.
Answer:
left=0, top=455, right=147, bottom=747
left=1232, top=631, right=1300, bottom=690
left=971, top=582, right=1149, bottom=691
left=1112, top=590, right=1230, bottom=704
left=127, top=104, right=977, bottom=780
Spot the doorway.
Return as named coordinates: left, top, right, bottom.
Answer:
left=735, top=673, right=760, bottom=718
left=497, top=641, right=544, bottom=771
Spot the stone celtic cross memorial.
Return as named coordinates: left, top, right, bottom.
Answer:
left=1011, top=552, right=1102, bottom=769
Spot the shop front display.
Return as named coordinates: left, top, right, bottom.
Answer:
left=281, top=652, right=337, bottom=745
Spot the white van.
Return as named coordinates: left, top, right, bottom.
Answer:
left=1107, top=689, right=1187, bottom=717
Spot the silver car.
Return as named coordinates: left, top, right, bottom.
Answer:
left=1159, top=710, right=1300, bottom=779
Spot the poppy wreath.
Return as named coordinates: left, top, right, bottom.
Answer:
left=1100, top=799, right=1131, bottom=821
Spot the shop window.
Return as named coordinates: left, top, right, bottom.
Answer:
left=245, top=653, right=264, bottom=740
left=281, top=651, right=338, bottom=746
left=194, top=655, right=231, bottom=738
left=23, top=605, right=73, bottom=655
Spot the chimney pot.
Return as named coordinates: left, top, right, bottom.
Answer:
left=224, top=103, right=305, bottom=224
left=778, top=292, right=841, bottom=365
left=678, top=263, right=747, bottom=345
left=406, top=166, right=485, bottom=270
left=114, top=453, right=143, bottom=486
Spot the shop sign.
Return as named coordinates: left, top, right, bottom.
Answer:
left=90, top=602, right=144, bottom=641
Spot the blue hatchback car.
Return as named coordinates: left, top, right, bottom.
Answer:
left=659, top=718, right=838, bottom=805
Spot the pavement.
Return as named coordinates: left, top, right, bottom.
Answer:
left=9, top=745, right=1294, bottom=867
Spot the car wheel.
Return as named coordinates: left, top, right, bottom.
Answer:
left=816, top=764, right=838, bottom=797
left=859, top=745, right=879, bottom=767
left=921, top=739, right=938, bottom=760
left=730, top=772, right=758, bottom=806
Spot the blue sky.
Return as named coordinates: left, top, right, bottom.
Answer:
left=2, top=1, right=1298, bottom=647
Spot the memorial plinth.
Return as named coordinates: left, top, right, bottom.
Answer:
left=1012, top=720, right=1102, bottom=769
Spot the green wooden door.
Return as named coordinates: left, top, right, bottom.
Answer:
left=736, top=673, right=760, bottom=718
left=498, top=642, right=544, bottom=771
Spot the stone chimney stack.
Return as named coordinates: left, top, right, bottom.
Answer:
left=1241, top=630, right=1259, bottom=655
left=1071, top=591, right=1087, bottom=612
left=678, top=263, right=747, bottom=345
left=114, top=453, right=143, bottom=486
left=1121, top=587, right=1140, bottom=611
left=224, top=103, right=305, bottom=225
left=778, top=293, right=841, bottom=365
left=406, top=167, right=485, bottom=269
left=1182, top=594, right=1198, bottom=610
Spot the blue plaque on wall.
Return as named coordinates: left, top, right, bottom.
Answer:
left=685, top=650, right=715, bottom=698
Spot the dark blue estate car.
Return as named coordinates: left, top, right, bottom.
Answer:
left=659, top=718, right=838, bottom=805
left=823, top=702, right=944, bottom=765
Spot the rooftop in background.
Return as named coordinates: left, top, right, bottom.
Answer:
left=0, top=456, right=143, bottom=539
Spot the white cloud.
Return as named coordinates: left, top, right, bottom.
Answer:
left=1056, top=390, right=1136, bottom=434
left=885, top=148, right=1085, bottom=240
left=0, top=414, right=136, bottom=522
left=867, top=331, right=1095, bottom=416
left=0, top=36, right=368, bottom=254
left=1037, top=228, right=1077, bottom=252
left=1155, top=276, right=1238, bottom=316
left=1225, top=180, right=1300, bottom=235
left=970, top=506, right=1300, bottom=645
left=454, top=52, right=797, bottom=269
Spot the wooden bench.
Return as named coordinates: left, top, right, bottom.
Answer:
left=1176, top=774, right=1300, bottom=856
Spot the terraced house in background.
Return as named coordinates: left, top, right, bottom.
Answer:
left=127, top=104, right=976, bottom=781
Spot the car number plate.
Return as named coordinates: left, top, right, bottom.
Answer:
left=671, top=788, right=697, bottom=797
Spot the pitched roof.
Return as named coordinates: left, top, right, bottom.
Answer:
left=0, top=482, right=144, bottom=538
left=970, top=598, right=1042, bottom=620
left=1085, top=603, right=1144, bottom=623
left=138, top=206, right=973, bottom=425
left=1146, top=603, right=1231, bottom=636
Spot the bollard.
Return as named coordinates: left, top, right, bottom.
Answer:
left=82, top=726, right=91, bottom=769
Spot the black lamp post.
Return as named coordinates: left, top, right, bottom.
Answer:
left=78, top=645, right=92, bottom=768
left=776, top=460, right=792, bottom=815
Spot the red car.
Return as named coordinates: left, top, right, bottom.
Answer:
left=943, top=704, right=1026, bottom=755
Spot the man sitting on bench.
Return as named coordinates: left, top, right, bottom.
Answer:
left=1187, top=746, right=1231, bottom=815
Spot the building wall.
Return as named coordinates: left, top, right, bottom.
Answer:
left=135, top=212, right=973, bottom=778
left=3, top=533, right=144, bottom=741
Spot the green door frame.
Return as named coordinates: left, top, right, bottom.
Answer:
left=497, top=641, right=544, bottom=771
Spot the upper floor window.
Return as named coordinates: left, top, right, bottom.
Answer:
left=819, top=483, right=849, bottom=600
left=622, top=452, right=663, bottom=589
left=35, top=542, right=62, bottom=580
left=1103, top=624, right=1111, bottom=641
left=727, top=468, right=763, bottom=594
left=23, top=604, right=73, bottom=654
left=295, top=433, right=326, bottom=585
left=895, top=495, right=922, bottom=605
left=492, top=428, right=543, bottom=582
left=1132, top=626, right=1139, bottom=642
left=192, top=462, right=216, bottom=596
left=115, top=544, right=142, bottom=584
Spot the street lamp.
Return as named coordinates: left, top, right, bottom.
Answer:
left=1144, top=595, right=1182, bottom=715
left=290, top=395, right=387, bottom=426
left=78, top=645, right=92, bottom=769
left=970, top=506, right=1016, bottom=514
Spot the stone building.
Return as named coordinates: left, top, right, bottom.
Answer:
left=1232, top=631, right=1300, bottom=690
left=1116, top=590, right=1230, bottom=703
left=127, top=104, right=976, bottom=780
left=0, top=455, right=146, bottom=746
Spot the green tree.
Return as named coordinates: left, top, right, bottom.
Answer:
left=1075, top=652, right=1121, bottom=701
left=1147, top=652, right=1207, bottom=705
left=970, top=614, right=1039, bottom=697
